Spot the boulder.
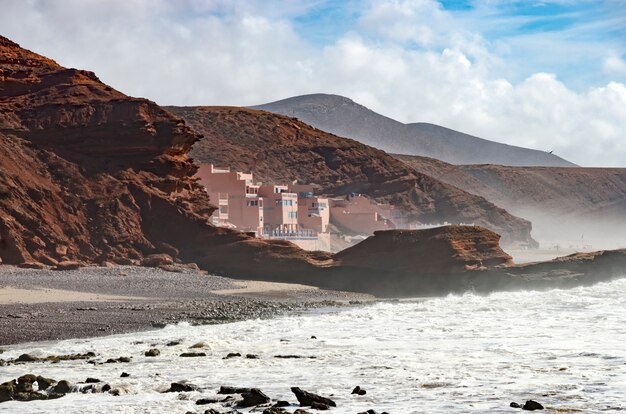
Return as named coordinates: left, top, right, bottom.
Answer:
left=0, top=380, right=16, bottom=402
left=145, top=348, right=160, bottom=357
left=13, top=391, right=50, bottom=401
left=186, top=262, right=201, bottom=271
left=16, top=353, right=39, bottom=362
left=52, top=380, right=72, bottom=394
left=164, top=382, right=197, bottom=393
left=141, top=254, right=173, bottom=268
left=36, top=375, right=56, bottom=390
left=54, top=261, right=82, bottom=270
left=120, top=372, right=130, bottom=378
left=196, top=397, right=221, bottom=405
left=157, top=242, right=179, bottom=259
left=352, top=385, right=366, bottom=395
left=523, top=400, right=544, bottom=411
left=311, top=401, right=330, bottom=410
left=180, top=352, right=206, bottom=358
left=106, top=356, right=132, bottom=363
left=219, top=386, right=252, bottom=394
left=238, top=388, right=271, bottom=407
left=263, top=408, right=286, bottom=414
left=291, top=387, right=336, bottom=408
left=223, top=352, right=241, bottom=359
left=38, top=254, right=59, bottom=266
left=15, top=376, right=35, bottom=393
left=18, top=262, right=45, bottom=269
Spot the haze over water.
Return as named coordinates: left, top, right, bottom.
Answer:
left=3, top=278, right=626, bottom=413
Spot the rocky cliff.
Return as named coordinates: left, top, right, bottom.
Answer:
left=167, top=106, right=536, bottom=247
left=0, top=35, right=309, bottom=268
left=252, top=94, right=576, bottom=167
left=395, top=154, right=626, bottom=248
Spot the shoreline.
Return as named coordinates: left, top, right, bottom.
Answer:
left=0, top=265, right=374, bottom=347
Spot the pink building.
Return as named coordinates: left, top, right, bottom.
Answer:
left=329, top=193, right=398, bottom=235
left=195, top=164, right=339, bottom=251
left=258, top=185, right=299, bottom=235
left=289, top=184, right=330, bottom=234
left=195, top=164, right=264, bottom=233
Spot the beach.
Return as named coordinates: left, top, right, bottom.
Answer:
left=0, top=265, right=373, bottom=346
left=2, top=279, right=626, bottom=413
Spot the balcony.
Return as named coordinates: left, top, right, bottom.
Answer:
left=217, top=192, right=228, bottom=206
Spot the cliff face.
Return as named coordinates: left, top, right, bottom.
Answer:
left=0, top=36, right=242, bottom=265
left=335, top=225, right=512, bottom=273
left=167, top=106, right=536, bottom=247
left=395, top=154, right=626, bottom=248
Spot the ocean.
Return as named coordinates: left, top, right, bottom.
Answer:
left=2, top=278, right=626, bottom=413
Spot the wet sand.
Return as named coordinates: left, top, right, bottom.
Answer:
left=0, top=265, right=373, bottom=346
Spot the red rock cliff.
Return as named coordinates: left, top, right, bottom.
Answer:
left=0, top=36, right=247, bottom=265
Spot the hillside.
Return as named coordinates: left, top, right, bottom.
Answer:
left=167, top=105, right=536, bottom=246
left=395, top=154, right=626, bottom=248
left=252, top=93, right=576, bottom=167
left=0, top=35, right=329, bottom=275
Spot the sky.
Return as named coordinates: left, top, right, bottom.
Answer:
left=1, top=0, right=625, bottom=167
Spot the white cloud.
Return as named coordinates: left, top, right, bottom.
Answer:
left=604, top=53, right=626, bottom=75
left=1, top=0, right=625, bottom=166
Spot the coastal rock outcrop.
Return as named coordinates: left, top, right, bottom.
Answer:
left=291, top=387, right=336, bottom=408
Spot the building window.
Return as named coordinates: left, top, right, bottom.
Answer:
left=247, top=200, right=259, bottom=207
left=288, top=211, right=297, bottom=219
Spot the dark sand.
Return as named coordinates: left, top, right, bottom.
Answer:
left=0, top=265, right=373, bottom=346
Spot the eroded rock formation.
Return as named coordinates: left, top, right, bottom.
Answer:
left=0, top=36, right=264, bottom=266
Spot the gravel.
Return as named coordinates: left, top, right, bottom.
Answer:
left=0, top=265, right=372, bottom=345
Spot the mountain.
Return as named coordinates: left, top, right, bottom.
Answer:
left=395, top=154, right=626, bottom=249
left=167, top=105, right=536, bottom=247
left=252, top=93, right=576, bottom=167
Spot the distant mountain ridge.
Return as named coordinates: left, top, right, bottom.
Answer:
left=395, top=153, right=626, bottom=248
left=252, top=94, right=576, bottom=167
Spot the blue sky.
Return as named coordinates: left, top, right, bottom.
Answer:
left=289, top=0, right=626, bottom=89
left=1, top=0, right=625, bottom=166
